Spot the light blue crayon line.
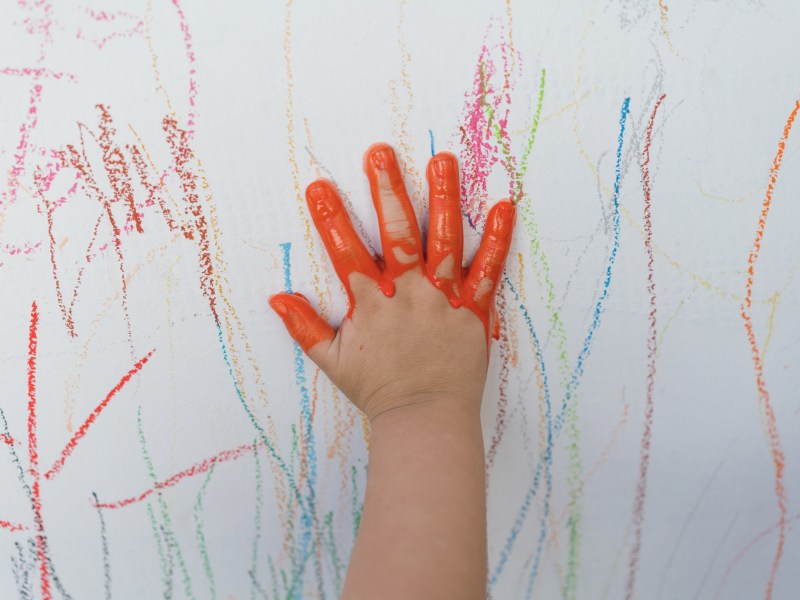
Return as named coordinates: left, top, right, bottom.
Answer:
left=490, top=97, right=631, bottom=586
left=280, top=242, right=323, bottom=599
left=428, top=129, right=435, bottom=156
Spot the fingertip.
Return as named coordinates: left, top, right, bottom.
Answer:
left=305, top=179, right=340, bottom=219
left=363, top=142, right=396, bottom=174
left=268, top=293, right=290, bottom=317
left=487, top=200, right=516, bottom=239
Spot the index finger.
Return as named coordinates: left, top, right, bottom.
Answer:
left=306, top=179, right=384, bottom=313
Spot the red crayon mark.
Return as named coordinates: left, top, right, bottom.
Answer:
left=0, top=520, right=28, bottom=532
left=1, top=433, right=17, bottom=446
left=94, top=441, right=259, bottom=510
left=625, top=92, right=665, bottom=600
left=486, top=281, right=510, bottom=469
left=45, top=349, right=155, bottom=480
left=96, top=105, right=143, bottom=234
left=26, top=301, right=50, bottom=600
left=740, top=98, right=800, bottom=600
left=163, top=116, right=219, bottom=324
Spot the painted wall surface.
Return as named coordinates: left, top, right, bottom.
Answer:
left=1, top=1, right=799, bottom=598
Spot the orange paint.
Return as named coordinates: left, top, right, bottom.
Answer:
left=271, top=143, right=516, bottom=356
left=268, top=293, right=335, bottom=354
left=305, top=179, right=391, bottom=311
left=426, top=152, right=464, bottom=307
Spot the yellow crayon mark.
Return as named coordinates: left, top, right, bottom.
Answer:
left=390, top=0, right=424, bottom=211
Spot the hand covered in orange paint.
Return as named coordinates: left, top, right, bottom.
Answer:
left=269, top=143, right=515, bottom=422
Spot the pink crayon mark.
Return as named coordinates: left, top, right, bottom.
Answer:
left=1, top=0, right=61, bottom=210
left=75, top=8, right=144, bottom=50
left=0, top=67, right=76, bottom=81
left=0, top=520, right=28, bottom=532
left=3, top=241, right=43, bottom=256
left=45, top=349, right=155, bottom=480
left=170, top=0, right=199, bottom=134
left=94, top=441, right=260, bottom=510
left=740, top=98, right=800, bottom=600
left=625, top=92, right=665, bottom=600
left=26, top=301, right=51, bottom=600
left=715, top=511, right=800, bottom=600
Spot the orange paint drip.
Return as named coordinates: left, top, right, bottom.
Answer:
left=740, top=98, right=800, bottom=600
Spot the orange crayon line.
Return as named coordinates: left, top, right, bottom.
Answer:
left=740, top=98, right=800, bottom=600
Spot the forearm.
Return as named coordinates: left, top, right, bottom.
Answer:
left=341, top=396, right=487, bottom=600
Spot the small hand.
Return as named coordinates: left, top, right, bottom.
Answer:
left=269, top=142, right=515, bottom=422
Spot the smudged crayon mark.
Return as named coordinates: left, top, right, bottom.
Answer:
left=45, top=349, right=155, bottom=480
left=625, top=92, right=665, bottom=600
left=91, top=492, right=112, bottom=600
left=740, top=98, right=800, bottom=600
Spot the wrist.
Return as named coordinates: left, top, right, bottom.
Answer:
left=367, top=392, right=483, bottom=428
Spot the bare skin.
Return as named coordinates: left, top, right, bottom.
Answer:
left=269, top=142, right=515, bottom=599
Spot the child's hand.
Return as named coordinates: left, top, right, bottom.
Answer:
left=269, top=143, right=515, bottom=422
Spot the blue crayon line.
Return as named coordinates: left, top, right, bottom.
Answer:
left=487, top=275, right=553, bottom=591
left=490, top=97, right=631, bottom=586
left=280, top=242, right=322, bottom=598
left=428, top=129, right=435, bottom=156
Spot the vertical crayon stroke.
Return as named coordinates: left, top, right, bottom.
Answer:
left=625, top=92, right=665, bottom=600
left=491, top=99, right=630, bottom=593
left=389, top=0, right=424, bottom=209
left=194, top=463, right=217, bottom=600
left=283, top=0, right=329, bottom=317
left=498, top=275, right=554, bottom=598
left=428, top=129, right=435, bottom=156
left=136, top=406, right=195, bottom=599
left=250, top=441, right=263, bottom=600
left=24, top=301, right=51, bottom=600
left=280, top=241, right=326, bottom=599
left=562, top=97, right=629, bottom=599
left=740, top=97, right=800, bottom=600
left=91, top=492, right=112, bottom=600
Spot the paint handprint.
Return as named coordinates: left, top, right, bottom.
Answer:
left=269, top=143, right=515, bottom=421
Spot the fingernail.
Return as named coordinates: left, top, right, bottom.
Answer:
left=430, top=154, right=455, bottom=180
left=306, top=182, right=338, bottom=219
left=269, top=297, right=289, bottom=317
left=367, top=144, right=395, bottom=172
left=490, top=202, right=515, bottom=237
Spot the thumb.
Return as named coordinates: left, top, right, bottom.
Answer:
left=268, top=293, right=337, bottom=371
